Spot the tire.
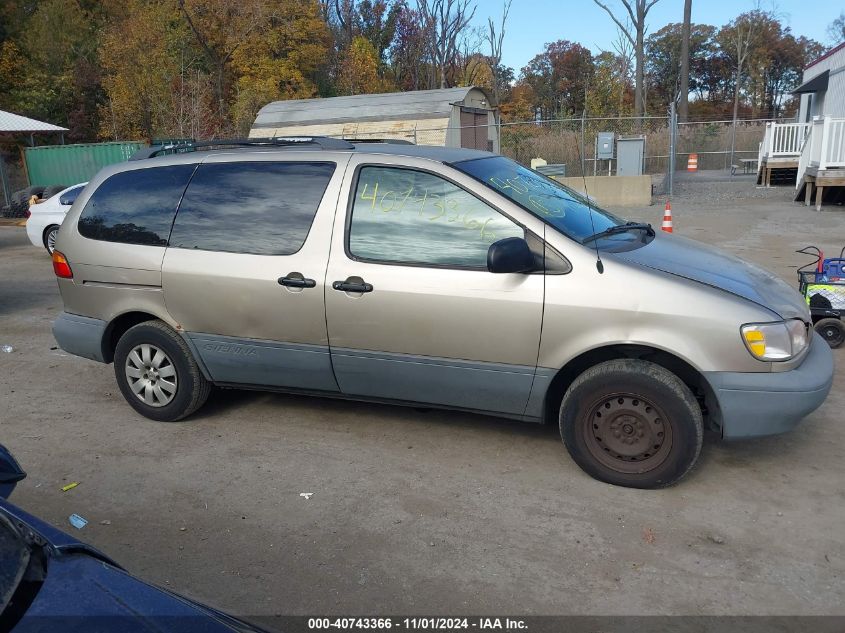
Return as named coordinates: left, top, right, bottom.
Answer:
left=24, top=185, right=45, bottom=199
left=113, top=320, right=211, bottom=422
left=559, top=359, right=703, bottom=489
left=815, top=318, right=844, bottom=349
left=41, top=185, right=66, bottom=199
left=43, top=225, right=59, bottom=254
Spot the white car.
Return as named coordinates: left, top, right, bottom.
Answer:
left=26, top=183, right=87, bottom=254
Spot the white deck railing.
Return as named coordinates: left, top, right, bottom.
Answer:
left=760, top=121, right=811, bottom=161
left=796, top=116, right=845, bottom=188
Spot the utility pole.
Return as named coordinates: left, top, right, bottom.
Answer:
left=668, top=101, right=676, bottom=197
left=678, top=0, right=692, bottom=122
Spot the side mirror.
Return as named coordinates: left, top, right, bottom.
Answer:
left=0, top=445, right=26, bottom=500
left=487, top=237, right=536, bottom=274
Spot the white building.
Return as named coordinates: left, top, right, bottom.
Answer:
left=797, top=41, right=845, bottom=121
left=757, top=43, right=845, bottom=192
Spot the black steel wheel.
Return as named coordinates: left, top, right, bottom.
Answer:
left=560, top=359, right=703, bottom=488
left=815, top=318, right=844, bottom=349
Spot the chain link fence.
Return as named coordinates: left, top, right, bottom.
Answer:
left=1, top=114, right=794, bottom=212
left=336, top=114, right=791, bottom=181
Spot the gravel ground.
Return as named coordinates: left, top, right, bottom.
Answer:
left=1, top=177, right=844, bottom=619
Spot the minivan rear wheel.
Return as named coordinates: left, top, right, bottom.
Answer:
left=114, top=320, right=211, bottom=422
left=559, top=359, right=703, bottom=488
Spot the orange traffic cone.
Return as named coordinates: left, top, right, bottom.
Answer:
left=661, top=201, right=673, bottom=233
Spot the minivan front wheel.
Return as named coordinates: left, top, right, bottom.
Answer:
left=560, top=359, right=703, bottom=488
left=114, top=321, right=211, bottom=422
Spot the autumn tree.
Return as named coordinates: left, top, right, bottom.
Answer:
left=229, top=0, right=331, bottom=132
left=99, top=0, right=198, bottom=139
left=390, top=1, right=431, bottom=90
left=586, top=51, right=633, bottom=116
left=176, top=0, right=323, bottom=127
left=645, top=22, right=715, bottom=113
left=520, top=40, right=593, bottom=118
left=337, top=35, right=394, bottom=95
left=1, top=0, right=105, bottom=139
left=358, top=0, right=401, bottom=64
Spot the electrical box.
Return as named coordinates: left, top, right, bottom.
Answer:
left=616, top=136, right=645, bottom=177
left=596, top=132, right=615, bottom=160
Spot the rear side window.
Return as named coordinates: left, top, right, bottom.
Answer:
left=169, top=162, right=335, bottom=256
left=78, top=165, right=195, bottom=246
left=59, top=184, right=85, bottom=206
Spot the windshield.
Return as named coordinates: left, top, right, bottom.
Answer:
left=453, top=156, right=624, bottom=241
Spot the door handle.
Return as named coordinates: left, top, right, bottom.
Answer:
left=332, top=279, right=373, bottom=293
left=278, top=274, right=316, bottom=289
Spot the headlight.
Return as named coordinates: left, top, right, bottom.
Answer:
left=741, top=320, right=809, bottom=361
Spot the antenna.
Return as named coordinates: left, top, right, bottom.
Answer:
left=575, top=114, right=604, bottom=274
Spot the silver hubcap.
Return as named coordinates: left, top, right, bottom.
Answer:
left=46, top=229, right=57, bottom=253
left=125, top=344, right=177, bottom=407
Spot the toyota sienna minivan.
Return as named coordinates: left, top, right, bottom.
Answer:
left=50, top=138, right=834, bottom=488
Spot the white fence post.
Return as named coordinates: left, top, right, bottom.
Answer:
left=819, top=116, right=831, bottom=170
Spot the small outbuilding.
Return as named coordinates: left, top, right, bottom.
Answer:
left=250, top=87, right=499, bottom=152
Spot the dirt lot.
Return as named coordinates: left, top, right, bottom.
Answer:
left=1, top=174, right=844, bottom=617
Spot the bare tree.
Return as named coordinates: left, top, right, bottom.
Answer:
left=611, top=21, right=634, bottom=114
left=486, top=0, right=512, bottom=103
left=417, top=0, right=477, bottom=89
left=592, top=0, right=663, bottom=117
left=725, top=9, right=764, bottom=165
left=678, top=0, right=691, bottom=121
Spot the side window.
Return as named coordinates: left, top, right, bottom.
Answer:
left=78, top=165, right=195, bottom=246
left=348, top=166, right=524, bottom=268
left=169, top=162, right=335, bottom=256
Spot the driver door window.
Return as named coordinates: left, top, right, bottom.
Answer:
left=348, top=166, right=524, bottom=268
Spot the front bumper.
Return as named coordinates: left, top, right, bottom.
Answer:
left=704, top=332, right=835, bottom=439
left=53, top=311, right=107, bottom=363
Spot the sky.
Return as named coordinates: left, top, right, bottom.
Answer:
left=469, top=0, right=843, bottom=72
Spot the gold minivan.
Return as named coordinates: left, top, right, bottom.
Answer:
left=51, top=138, right=834, bottom=488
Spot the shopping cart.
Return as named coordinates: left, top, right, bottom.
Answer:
left=797, top=246, right=845, bottom=348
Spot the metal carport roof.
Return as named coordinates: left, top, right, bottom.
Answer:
left=0, top=110, right=67, bottom=133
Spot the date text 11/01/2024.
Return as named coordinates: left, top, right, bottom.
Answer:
left=307, top=617, right=528, bottom=630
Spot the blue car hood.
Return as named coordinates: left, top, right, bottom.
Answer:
left=610, top=233, right=809, bottom=320
left=0, top=499, right=268, bottom=633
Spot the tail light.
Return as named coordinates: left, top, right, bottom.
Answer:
left=24, top=209, right=31, bottom=219
left=52, top=250, right=73, bottom=279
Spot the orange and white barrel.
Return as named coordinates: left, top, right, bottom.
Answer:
left=687, top=153, right=698, bottom=172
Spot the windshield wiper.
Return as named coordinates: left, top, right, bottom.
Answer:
left=581, top=222, right=655, bottom=244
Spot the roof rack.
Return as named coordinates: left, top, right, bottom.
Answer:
left=129, top=136, right=355, bottom=160
left=344, top=138, right=415, bottom=145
